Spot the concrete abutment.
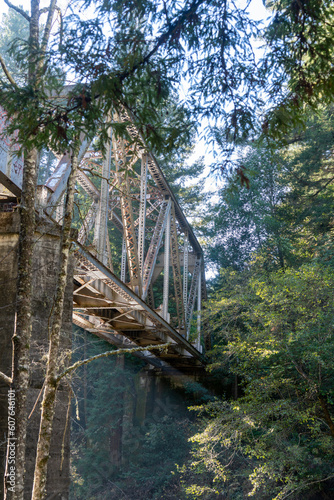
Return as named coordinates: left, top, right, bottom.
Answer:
left=0, top=211, right=72, bottom=500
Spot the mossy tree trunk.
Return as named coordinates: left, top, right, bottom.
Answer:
left=4, top=1, right=40, bottom=497
left=31, top=142, right=79, bottom=500
left=2, top=2, right=58, bottom=498
left=4, top=147, right=38, bottom=500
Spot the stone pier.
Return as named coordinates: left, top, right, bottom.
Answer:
left=0, top=210, right=72, bottom=500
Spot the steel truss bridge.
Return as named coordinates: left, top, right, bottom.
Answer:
left=0, top=105, right=208, bottom=373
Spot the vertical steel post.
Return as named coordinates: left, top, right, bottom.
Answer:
left=163, top=201, right=171, bottom=320
left=138, top=154, right=148, bottom=281
left=97, top=117, right=112, bottom=265
left=93, top=203, right=101, bottom=247
left=121, top=236, right=127, bottom=282
left=183, top=231, right=189, bottom=333
left=196, top=262, right=202, bottom=351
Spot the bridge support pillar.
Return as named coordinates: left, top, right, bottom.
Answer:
left=0, top=210, right=72, bottom=500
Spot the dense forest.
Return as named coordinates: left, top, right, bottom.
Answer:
left=182, top=107, right=334, bottom=499
left=0, top=0, right=334, bottom=499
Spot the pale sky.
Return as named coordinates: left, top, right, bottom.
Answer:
left=0, top=0, right=70, bottom=16
left=0, top=0, right=268, bottom=23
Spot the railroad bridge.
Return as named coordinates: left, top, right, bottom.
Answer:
left=0, top=106, right=208, bottom=374
left=0, top=105, right=208, bottom=497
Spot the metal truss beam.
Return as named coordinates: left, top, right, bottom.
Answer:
left=163, top=205, right=171, bottom=321
left=77, top=170, right=100, bottom=199
left=96, top=120, right=112, bottom=265
left=183, top=231, right=189, bottom=314
left=121, top=236, right=127, bottom=282
left=142, top=198, right=171, bottom=300
left=138, top=154, right=148, bottom=277
left=170, top=203, right=186, bottom=335
left=186, top=256, right=201, bottom=338
left=74, top=243, right=204, bottom=361
left=113, top=134, right=140, bottom=288
left=197, top=268, right=202, bottom=351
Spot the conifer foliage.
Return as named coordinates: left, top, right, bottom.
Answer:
left=181, top=107, right=334, bottom=499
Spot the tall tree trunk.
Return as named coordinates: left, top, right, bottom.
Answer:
left=4, top=1, right=41, bottom=496
left=318, top=395, right=334, bottom=439
left=31, top=142, right=79, bottom=500
left=3, top=1, right=58, bottom=497
left=83, top=332, right=88, bottom=431
left=109, top=355, right=125, bottom=469
left=4, top=148, right=38, bottom=500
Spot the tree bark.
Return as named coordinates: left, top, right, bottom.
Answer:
left=3, top=1, right=58, bottom=497
left=318, top=394, right=334, bottom=439
left=31, top=142, right=79, bottom=500
left=109, top=355, right=124, bottom=469
left=4, top=148, right=38, bottom=500
left=4, top=1, right=41, bottom=497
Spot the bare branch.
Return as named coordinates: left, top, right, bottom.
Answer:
left=60, top=386, right=72, bottom=470
left=0, top=371, right=12, bottom=385
left=311, top=175, right=334, bottom=197
left=55, top=6, right=63, bottom=52
left=0, top=54, right=17, bottom=87
left=28, top=380, right=46, bottom=419
left=57, top=343, right=171, bottom=382
left=4, top=0, right=30, bottom=21
left=41, top=0, right=58, bottom=54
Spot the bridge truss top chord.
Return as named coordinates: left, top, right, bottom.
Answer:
left=0, top=104, right=208, bottom=373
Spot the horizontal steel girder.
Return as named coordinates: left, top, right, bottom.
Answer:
left=73, top=243, right=205, bottom=368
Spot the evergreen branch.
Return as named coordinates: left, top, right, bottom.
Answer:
left=30, top=0, right=210, bottom=130
left=56, top=343, right=171, bottom=382
left=116, top=0, right=209, bottom=84
left=0, top=54, right=17, bottom=87
left=310, top=175, right=334, bottom=197
left=0, top=371, right=12, bottom=385
left=4, top=0, right=30, bottom=21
